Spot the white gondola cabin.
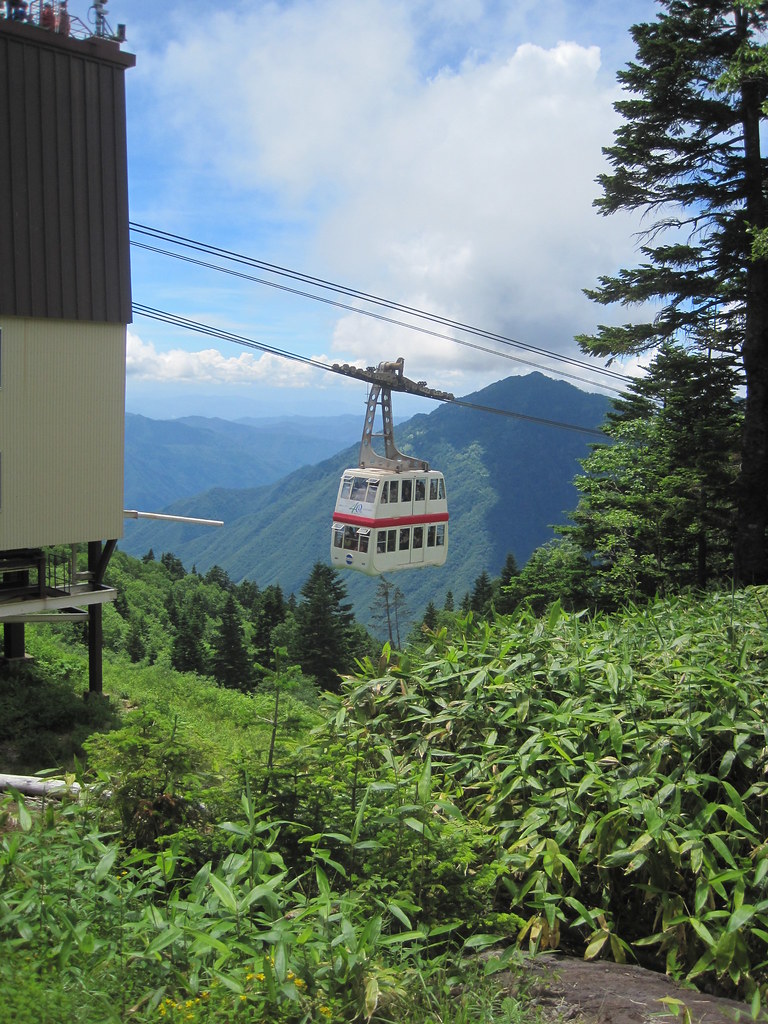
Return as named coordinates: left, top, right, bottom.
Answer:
left=331, top=468, right=448, bottom=575
left=330, top=358, right=449, bottom=576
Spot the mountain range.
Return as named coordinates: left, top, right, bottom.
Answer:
left=124, top=412, right=365, bottom=510
left=120, top=373, right=611, bottom=625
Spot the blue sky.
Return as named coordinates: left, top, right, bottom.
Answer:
left=98, top=0, right=659, bottom=420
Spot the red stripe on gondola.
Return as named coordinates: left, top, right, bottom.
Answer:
left=332, top=511, right=449, bottom=527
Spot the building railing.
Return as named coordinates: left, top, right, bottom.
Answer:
left=1, top=1, right=125, bottom=43
left=45, top=548, right=73, bottom=593
left=0, top=547, right=74, bottom=603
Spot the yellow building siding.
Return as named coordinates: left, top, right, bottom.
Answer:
left=0, top=317, right=125, bottom=549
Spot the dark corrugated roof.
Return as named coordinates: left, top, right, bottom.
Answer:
left=0, top=17, right=135, bottom=323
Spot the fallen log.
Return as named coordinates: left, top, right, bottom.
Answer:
left=0, top=773, right=81, bottom=798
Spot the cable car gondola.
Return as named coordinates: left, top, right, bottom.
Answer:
left=331, top=359, right=449, bottom=576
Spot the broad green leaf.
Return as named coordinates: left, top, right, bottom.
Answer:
left=464, top=933, right=502, bottom=950
left=718, top=749, right=737, bottom=779
left=417, top=753, right=432, bottom=805
left=585, top=932, right=609, bottom=959
left=687, top=918, right=716, bottom=948
left=143, top=926, right=182, bottom=958
left=720, top=803, right=757, bottom=834
left=208, top=873, right=238, bottom=914
left=609, top=716, right=622, bottom=756
left=687, top=950, right=715, bottom=980
left=403, top=816, right=430, bottom=836
left=564, top=896, right=597, bottom=930
left=694, top=879, right=710, bottom=915
left=274, top=941, right=286, bottom=982
left=387, top=903, right=411, bottom=929
left=707, top=833, right=736, bottom=868
left=92, top=846, right=117, bottom=883
left=364, top=977, right=380, bottom=1020
left=609, top=933, right=627, bottom=964
left=186, top=928, right=232, bottom=956
left=379, top=930, right=427, bottom=946
left=714, top=929, right=737, bottom=972
left=726, top=904, right=755, bottom=933
left=751, top=989, right=761, bottom=1019
left=315, top=864, right=330, bottom=898
left=16, top=800, right=32, bottom=833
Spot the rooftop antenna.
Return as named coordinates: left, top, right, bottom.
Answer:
left=90, top=0, right=125, bottom=42
left=92, top=0, right=106, bottom=35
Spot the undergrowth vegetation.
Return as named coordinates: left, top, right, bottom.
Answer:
left=2, top=587, right=768, bottom=1022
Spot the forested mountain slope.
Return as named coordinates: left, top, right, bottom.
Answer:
left=120, top=373, right=610, bottom=619
left=124, top=412, right=364, bottom=510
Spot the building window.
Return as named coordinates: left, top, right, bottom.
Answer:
left=339, top=525, right=370, bottom=551
left=366, top=480, right=379, bottom=503
left=350, top=477, right=368, bottom=500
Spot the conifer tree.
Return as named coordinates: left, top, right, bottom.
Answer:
left=578, top=1, right=768, bottom=582
left=161, top=551, right=186, bottom=581
left=422, top=600, right=438, bottom=631
left=252, top=584, right=286, bottom=672
left=470, top=570, right=493, bottom=616
left=565, top=345, right=742, bottom=602
left=371, top=579, right=396, bottom=647
left=126, top=616, right=146, bottom=664
left=293, top=562, right=356, bottom=691
left=211, top=593, right=253, bottom=690
left=204, top=564, right=232, bottom=591
left=171, top=591, right=209, bottom=675
left=494, top=552, right=521, bottom=614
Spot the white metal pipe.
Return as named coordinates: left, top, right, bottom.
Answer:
left=123, top=510, right=223, bottom=526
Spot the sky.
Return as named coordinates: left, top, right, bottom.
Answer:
left=94, top=0, right=661, bottom=420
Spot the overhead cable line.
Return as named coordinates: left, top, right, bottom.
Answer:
left=132, top=304, right=609, bottom=439
left=129, top=222, right=633, bottom=390
left=131, top=239, right=625, bottom=395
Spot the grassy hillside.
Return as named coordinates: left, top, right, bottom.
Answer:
left=2, top=586, right=768, bottom=1022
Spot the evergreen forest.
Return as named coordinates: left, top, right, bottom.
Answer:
left=3, top=3, right=768, bottom=1023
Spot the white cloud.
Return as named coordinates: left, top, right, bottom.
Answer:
left=127, top=0, right=657, bottom=402
left=126, top=331, right=332, bottom=387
